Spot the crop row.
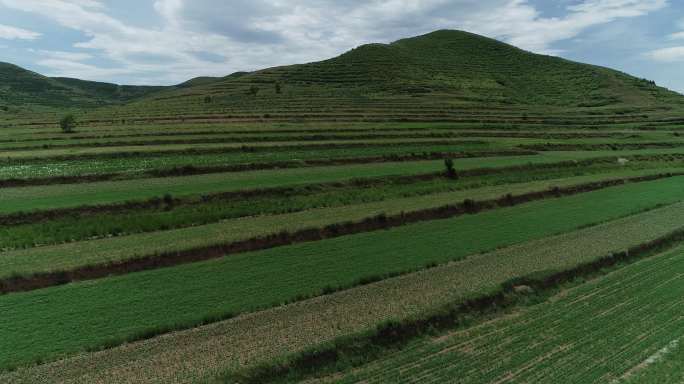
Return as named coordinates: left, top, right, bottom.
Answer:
left=0, top=128, right=639, bottom=147
left=326, top=245, right=684, bottom=384
left=1, top=164, right=674, bottom=251
left=6, top=196, right=684, bottom=383
left=0, top=177, right=683, bottom=371
left=9, top=146, right=684, bottom=217
left=2, top=170, right=677, bottom=292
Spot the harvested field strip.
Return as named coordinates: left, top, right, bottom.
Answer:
left=521, top=142, right=684, bottom=151
left=0, top=150, right=535, bottom=188
left=0, top=177, right=683, bottom=370
left=5, top=201, right=684, bottom=384
left=0, top=133, right=497, bottom=151
left=0, top=138, right=490, bottom=160
left=1, top=171, right=679, bottom=292
left=0, top=129, right=635, bottom=145
left=326, top=245, right=684, bottom=384
left=0, top=133, right=662, bottom=153
left=0, top=140, right=491, bottom=164
left=0, top=131, right=587, bottom=151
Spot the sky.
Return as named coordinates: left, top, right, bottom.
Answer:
left=1, top=0, right=684, bottom=93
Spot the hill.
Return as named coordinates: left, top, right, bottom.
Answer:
left=102, top=30, right=684, bottom=123
left=0, top=62, right=167, bottom=110
left=3, top=30, right=684, bottom=122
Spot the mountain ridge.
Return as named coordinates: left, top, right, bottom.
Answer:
left=2, top=30, right=683, bottom=117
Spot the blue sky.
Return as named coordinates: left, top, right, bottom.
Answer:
left=1, top=0, right=684, bottom=93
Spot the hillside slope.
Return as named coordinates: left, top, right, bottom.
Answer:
left=109, top=30, right=683, bottom=122
left=3, top=30, right=684, bottom=122
left=0, top=62, right=166, bottom=110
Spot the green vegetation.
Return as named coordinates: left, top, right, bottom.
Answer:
left=5, top=196, right=684, bottom=383
left=1, top=177, right=684, bottom=370
left=0, top=165, right=675, bottom=252
left=0, top=62, right=165, bottom=110
left=323, top=245, right=684, bottom=384
left=4, top=29, right=684, bottom=383
left=0, top=169, right=674, bottom=277
left=59, top=114, right=76, bottom=134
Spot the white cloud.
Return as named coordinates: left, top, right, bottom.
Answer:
left=31, top=49, right=93, bottom=61
left=669, top=32, right=684, bottom=40
left=646, top=46, right=684, bottom=62
left=0, top=0, right=669, bottom=84
left=0, top=23, right=41, bottom=40
left=646, top=16, right=684, bottom=62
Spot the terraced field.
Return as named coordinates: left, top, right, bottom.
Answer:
left=311, top=244, right=684, bottom=384
left=4, top=29, right=684, bottom=384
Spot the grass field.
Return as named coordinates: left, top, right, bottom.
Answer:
left=5, top=28, right=684, bottom=384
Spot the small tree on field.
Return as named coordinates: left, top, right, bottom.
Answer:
left=60, top=114, right=76, bottom=133
left=248, top=86, right=260, bottom=96
left=275, top=82, right=282, bottom=94
left=204, top=95, right=213, bottom=104
left=444, top=158, right=458, bottom=179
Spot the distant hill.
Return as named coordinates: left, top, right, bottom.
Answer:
left=0, top=62, right=167, bottom=110
left=3, top=30, right=683, bottom=120
left=113, top=30, right=682, bottom=122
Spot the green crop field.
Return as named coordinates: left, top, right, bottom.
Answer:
left=3, top=27, right=684, bottom=384
left=317, top=245, right=684, bottom=384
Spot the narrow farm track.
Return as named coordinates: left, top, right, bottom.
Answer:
left=4, top=201, right=684, bottom=383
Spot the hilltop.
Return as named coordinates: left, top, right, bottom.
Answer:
left=3, top=30, right=684, bottom=121
left=0, top=62, right=166, bottom=110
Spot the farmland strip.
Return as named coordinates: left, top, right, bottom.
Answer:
left=2, top=151, right=675, bottom=222
left=0, top=150, right=533, bottom=188
left=0, top=172, right=680, bottom=295
left=6, top=198, right=684, bottom=383
left=307, top=246, right=684, bottom=384
left=0, top=139, right=487, bottom=161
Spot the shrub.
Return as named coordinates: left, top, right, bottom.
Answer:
left=275, top=82, right=282, bottom=94
left=444, top=158, right=458, bottom=179
left=204, top=95, right=212, bottom=104
left=59, top=114, right=77, bottom=133
left=248, top=86, right=260, bottom=96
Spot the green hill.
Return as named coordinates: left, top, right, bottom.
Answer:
left=3, top=30, right=684, bottom=121
left=102, top=30, right=682, bottom=122
left=0, top=62, right=167, bottom=110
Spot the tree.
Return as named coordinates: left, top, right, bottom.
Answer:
left=248, top=86, right=260, bottom=96
left=204, top=95, right=212, bottom=104
left=275, top=82, right=282, bottom=94
left=444, top=158, right=458, bottom=179
left=60, top=114, right=76, bottom=133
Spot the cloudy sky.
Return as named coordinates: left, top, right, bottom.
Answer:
left=1, top=0, right=684, bottom=92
